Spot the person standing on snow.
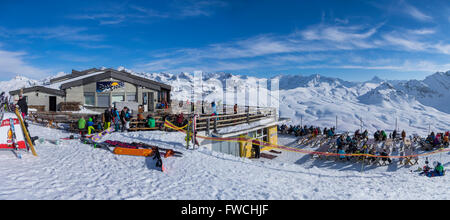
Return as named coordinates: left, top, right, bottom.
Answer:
left=87, top=118, right=95, bottom=135
left=104, top=108, right=112, bottom=129
left=113, top=108, right=121, bottom=132
left=17, top=95, right=28, bottom=118
left=211, top=101, right=217, bottom=116
left=120, top=107, right=131, bottom=132
left=78, top=117, right=86, bottom=137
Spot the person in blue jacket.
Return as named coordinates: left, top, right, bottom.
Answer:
left=427, top=162, right=445, bottom=177
left=113, top=108, right=121, bottom=132
left=211, top=101, right=217, bottom=116
left=327, top=129, right=334, bottom=137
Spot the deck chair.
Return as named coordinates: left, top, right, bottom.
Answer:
left=298, top=135, right=311, bottom=145
left=314, top=142, right=331, bottom=160
left=311, top=135, right=326, bottom=148
left=403, top=144, right=419, bottom=166
left=377, top=148, right=392, bottom=166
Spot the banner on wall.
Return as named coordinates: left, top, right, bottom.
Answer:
left=96, top=81, right=125, bottom=93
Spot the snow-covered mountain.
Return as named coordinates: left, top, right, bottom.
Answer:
left=0, top=75, right=39, bottom=94
left=2, top=68, right=449, bottom=135
left=396, top=71, right=450, bottom=114
left=128, top=69, right=450, bottom=135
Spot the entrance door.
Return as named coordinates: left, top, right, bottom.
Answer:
left=148, top=92, right=154, bottom=112
left=49, top=96, right=57, bottom=111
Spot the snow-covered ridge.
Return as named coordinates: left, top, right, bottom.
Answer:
left=1, top=68, right=449, bottom=135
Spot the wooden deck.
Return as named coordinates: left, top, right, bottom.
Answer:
left=30, top=105, right=277, bottom=133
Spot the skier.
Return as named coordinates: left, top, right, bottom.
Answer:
left=392, top=130, right=397, bottom=140
left=113, top=108, right=121, bottom=132
left=427, top=162, right=445, bottom=177
left=313, top=128, right=318, bottom=137
left=147, top=115, right=156, bottom=128
left=368, top=147, right=377, bottom=164
left=381, top=130, right=387, bottom=141
left=401, top=130, right=406, bottom=141
left=345, top=135, right=352, bottom=145
left=353, top=129, right=360, bottom=138
left=362, top=130, right=369, bottom=139
left=419, top=159, right=432, bottom=176
left=444, top=134, right=449, bottom=147
left=78, top=117, right=86, bottom=137
left=104, top=108, right=112, bottom=129
left=374, top=130, right=380, bottom=141
left=120, top=107, right=131, bottom=132
left=337, top=146, right=346, bottom=161
left=380, top=148, right=391, bottom=164
left=252, top=140, right=260, bottom=159
left=0, top=92, right=5, bottom=112
left=336, top=135, right=344, bottom=148
left=234, top=104, right=238, bottom=114
left=176, top=113, right=184, bottom=127
left=327, top=128, right=334, bottom=138
left=17, top=95, right=28, bottom=118
left=211, top=101, right=217, bottom=116
left=87, top=118, right=95, bottom=135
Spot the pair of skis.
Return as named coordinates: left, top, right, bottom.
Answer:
left=8, top=118, right=22, bottom=159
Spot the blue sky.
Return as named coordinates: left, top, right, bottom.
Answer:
left=0, top=0, right=449, bottom=81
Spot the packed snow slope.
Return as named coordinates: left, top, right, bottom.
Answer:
left=0, top=123, right=449, bottom=200
left=2, top=68, right=450, bottom=135
left=130, top=69, right=450, bottom=136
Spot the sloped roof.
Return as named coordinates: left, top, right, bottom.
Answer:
left=9, top=86, right=65, bottom=96
left=59, top=69, right=172, bottom=91
left=49, top=68, right=101, bottom=84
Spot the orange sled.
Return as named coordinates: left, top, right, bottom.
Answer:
left=113, top=147, right=153, bottom=157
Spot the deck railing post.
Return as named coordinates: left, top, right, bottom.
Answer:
left=213, top=117, right=218, bottom=133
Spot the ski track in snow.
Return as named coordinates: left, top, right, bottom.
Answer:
left=0, top=124, right=449, bottom=200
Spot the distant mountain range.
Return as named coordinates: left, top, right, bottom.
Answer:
left=2, top=68, right=449, bottom=135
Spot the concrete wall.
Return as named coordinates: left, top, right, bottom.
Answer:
left=18, top=92, right=64, bottom=112
left=65, top=77, right=159, bottom=112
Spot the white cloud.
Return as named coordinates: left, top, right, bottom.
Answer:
left=408, top=28, right=435, bottom=35
left=382, top=34, right=426, bottom=51
left=13, top=26, right=104, bottom=42
left=0, top=49, right=49, bottom=79
left=69, top=0, right=228, bottom=25
left=402, top=1, right=433, bottom=21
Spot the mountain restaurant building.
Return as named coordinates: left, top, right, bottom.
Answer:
left=9, top=68, right=172, bottom=113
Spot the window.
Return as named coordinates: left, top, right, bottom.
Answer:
left=157, top=91, right=161, bottom=102
left=143, top=93, right=148, bottom=105
left=97, top=94, right=110, bottom=107
left=84, top=93, right=95, bottom=106
left=126, top=93, right=136, bottom=102
left=112, top=94, right=124, bottom=103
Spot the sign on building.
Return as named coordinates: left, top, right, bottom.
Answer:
left=96, top=81, right=125, bottom=93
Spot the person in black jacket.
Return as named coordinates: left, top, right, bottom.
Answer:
left=104, top=108, right=112, bottom=129
left=17, top=95, right=28, bottom=117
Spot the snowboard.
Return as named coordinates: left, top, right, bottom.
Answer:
left=131, top=142, right=183, bottom=157
left=106, top=140, right=183, bottom=157
left=90, top=126, right=115, bottom=142
left=81, top=137, right=113, bottom=152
